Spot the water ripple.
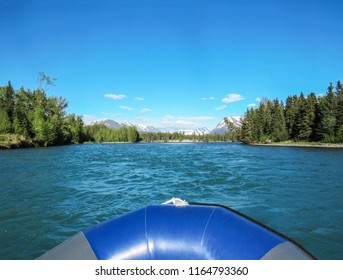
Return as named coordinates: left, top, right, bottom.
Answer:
left=1, top=143, right=343, bottom=259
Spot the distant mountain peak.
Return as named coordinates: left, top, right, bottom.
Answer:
left=88, top=116, right=242, bottom=135
left=89, top=119, right=160, bottom=133
left=209, top=116, right=241, bottom=134
left=177, top=127, right=210, bottom=135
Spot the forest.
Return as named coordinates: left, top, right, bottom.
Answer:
left=139, top=131, right=234, bottom=142
left=0, top=80, right=141, bottom=148
left=239, top=81, right=343, bottom=144
left=1, top=77, right=342, bottom=147
left=83, top=124, right=140, bottom=143
left=0, top=80, right=84, bottom=148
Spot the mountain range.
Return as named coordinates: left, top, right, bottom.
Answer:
left=89, top=116, right=241, bottom=135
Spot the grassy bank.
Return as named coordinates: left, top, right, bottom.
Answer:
left=0, top=134, right=35, bottom=149
left=251, top=140, right=343, bottom=148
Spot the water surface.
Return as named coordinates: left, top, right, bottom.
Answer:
left=0, top=143, right=342, bottom=259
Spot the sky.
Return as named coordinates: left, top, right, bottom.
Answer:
left=1, top=0, right=343, bottom=131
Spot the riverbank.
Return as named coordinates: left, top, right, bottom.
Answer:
left=3, top=136, right=343, bottom=149
left=251, top=141, right=343, bottom=148
left=0, top=134, right=35, bottom=149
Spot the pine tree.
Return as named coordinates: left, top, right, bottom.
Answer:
left=294, top=93, right=312, bottom=141
left=271, top=99, right=288, bottom=142
left=127, top=126, right=140, bottom=142
left=317, top=83, right=337, bottom=142
left=13, top=87, right=32, bottom=138
left=307, top=92, right=318, bottom=141
left=285, top=95, right=299, bottom=140
left=240, top=109, right=255, bottom=144
left=0, top=82, right=15, bottom=133
left=334, top=81, right=343, bottom=142
left=0, top=109, right=11, bottom=133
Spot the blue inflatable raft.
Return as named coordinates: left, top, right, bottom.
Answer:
left=38, top=198, right=314, bottom=260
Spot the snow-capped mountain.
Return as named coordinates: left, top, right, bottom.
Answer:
left=209, top=116, right=242, bottom=134
left=88, top=116, right=242, bottom=135
left=177, top=127, right=210, bottom=136
left=89, top=119, right=160, bottom=133
left=90, top=119, right=122, bottom=129
left=118, top=121, right=160, bottom=133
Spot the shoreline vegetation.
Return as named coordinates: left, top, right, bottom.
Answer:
left=251, top=141, right=343, bottom=148
left=239, top=81, right=343, bottom=145
left=1, top=76, right=343, bottom=149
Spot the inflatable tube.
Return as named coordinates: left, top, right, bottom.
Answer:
left=38, top=203, right=314, bottom=260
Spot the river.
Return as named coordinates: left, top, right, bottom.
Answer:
left=0, top=142, right=342, bottom=259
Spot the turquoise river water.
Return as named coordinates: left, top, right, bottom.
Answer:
left=0, top=142, right=342, bottom=259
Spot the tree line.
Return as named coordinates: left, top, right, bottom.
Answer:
left=0, top=80, right=141, bottom=148
left=140, top=131, right=235, bottom=142
left=0, top=81, right=84, bottom=147
left=82, top=126, right=231, bottom=143
left=83, top=124, right=140, bottom=143
left=239, top=81, right=343, bottom=144
left=3, top=77, right=341, bottom=147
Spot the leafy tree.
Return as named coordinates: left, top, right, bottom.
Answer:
left=37, top=72, right=57, bottom=92
left=127, top=126, right=139, bottom=142
left=12, top=87, right=33, bottom=137
left=0, top=76, right=85, bottom=147
left=63, top=114, right=84, bottom=143
left=0, top=109, right=11, bottom=133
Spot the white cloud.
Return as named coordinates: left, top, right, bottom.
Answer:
left=179, top=116, right=214, bottom=121
left=256, top=97, right=262, bottom=102
left=136, top=116, right=154, bottom=122
left=158, top=115, right=214, bottom=130
left=102, top=112, right=123, bottom=117
left=215, top=105, right=227, bottom=110
left=222, top=93, right=244, bottom=103
left=104, top=94, right=126, bottom=100
left=140, top=108, right=152, bottom=113
left=247, top=103, right=257, bottom=107
left=163, top=115, right=175, bottom=121
left=119, top=105, right=133, bottom=111
left=82, top=115, right=99, bottom=124
left=200, top=97, right=215, bottom=101
left=135, top=97, right=144, bottom=101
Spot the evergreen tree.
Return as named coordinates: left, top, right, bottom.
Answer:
left=270, top=99, right=288, bottom=142
left=307, top=92, right=318, bottom=141
left=294, top=93, right=313, bottom=141
left=127, top=126, right=139, bottom=142
left=0, top=109, right=11, bottom=133
left=316, top=83, right=337, bottom=142
left=13, top=87, right=33, bottom=137
left=0, top=82, right=15, bottom=133
left=285, top=95, right=299, bottom=139
left=240, top=109, right=255, bottom=144
left=335, top=81, right=343, bottom=127
left=0, top=78, right=85, bottom=147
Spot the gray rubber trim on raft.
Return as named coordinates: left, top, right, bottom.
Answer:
left=37, top=232, right=97, bottom=260
left=261, top=241, right=313, bottom=260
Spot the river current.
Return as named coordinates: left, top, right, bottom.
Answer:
left=0, top=143, right=342, bottom=259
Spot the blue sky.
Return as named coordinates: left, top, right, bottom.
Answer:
left=1, top=0, right=342, bottom=130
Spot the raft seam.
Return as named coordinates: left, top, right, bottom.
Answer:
left=200, top=207, right=216, bottom=246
